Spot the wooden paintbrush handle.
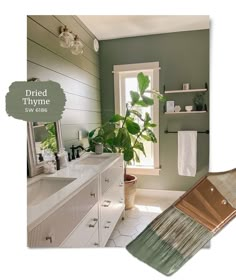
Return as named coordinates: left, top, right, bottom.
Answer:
left=175, top=178, right=236, bottom=232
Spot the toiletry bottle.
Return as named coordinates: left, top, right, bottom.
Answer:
left=38, top=153, right=44, bottom=162
left=54, top=152, right=60, bottom=170
left=59, top=148, right=68, bottom=168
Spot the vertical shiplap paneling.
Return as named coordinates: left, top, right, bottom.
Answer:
left=27, top=15, right=101, bottom=151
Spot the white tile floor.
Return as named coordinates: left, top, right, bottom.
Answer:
left=106, top=189, right=184, bottom=247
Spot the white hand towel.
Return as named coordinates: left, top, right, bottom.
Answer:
left=178, top=131, right=197, bottom=176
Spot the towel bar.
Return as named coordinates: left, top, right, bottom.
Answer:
left=165, top=130, right=209, bottom=134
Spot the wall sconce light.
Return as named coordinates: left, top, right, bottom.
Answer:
left=71, top=35, right=84, bottom=55
left=59, top=26, right=74, bottom=48
left=59, top=26, right=84, bottom=55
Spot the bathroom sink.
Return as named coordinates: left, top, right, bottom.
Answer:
left=27, top=177, right=76, bottom=206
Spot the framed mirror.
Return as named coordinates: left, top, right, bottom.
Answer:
left=27, top=121, right=64, bottom=177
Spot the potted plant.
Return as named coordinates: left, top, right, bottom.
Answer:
left=88, top=72, right=164, bottom=209
left=193, top=92, right=205, bottom=111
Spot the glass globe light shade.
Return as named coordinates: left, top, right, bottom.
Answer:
left=71, top=37, right=84, bottom=55
left=59, top=29, right=74, bottom=48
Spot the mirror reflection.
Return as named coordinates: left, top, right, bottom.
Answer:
left=33, top=122, right=58, bottom=164
left=27, top=120, right=64, bottom=177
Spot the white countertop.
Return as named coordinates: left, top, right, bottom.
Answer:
left=27, top=152, right=122, bottom=230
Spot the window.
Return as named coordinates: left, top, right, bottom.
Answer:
left=113, top=62, right=160, bottom=175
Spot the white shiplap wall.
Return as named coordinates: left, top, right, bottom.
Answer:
left=27, top=15, right=101, bottom=150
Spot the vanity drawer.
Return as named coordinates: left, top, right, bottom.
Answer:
left=101, top=184, right=124, bottom=209
left=28, top=176, right=99, bottom=247
left=101, top=158, right=124, bottom=194
left=86, top=230, right=99, bottom=248
left=100, top=203, right=124, bottom=247
left=100, top=185, right=125, bottom=246
left=60, top=203, right=99, bottom=248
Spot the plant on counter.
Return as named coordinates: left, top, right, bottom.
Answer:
left=88, top=72, right=164, bottom=173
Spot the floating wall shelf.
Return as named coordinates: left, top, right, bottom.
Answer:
left=163, top=83, right=208, bottom=94
left=165, top=111, right=207, bottom=115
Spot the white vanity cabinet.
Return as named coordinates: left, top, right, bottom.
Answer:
left=28, top=176, right=99, bottom=247
left=28, top=154, right=124, bottom=248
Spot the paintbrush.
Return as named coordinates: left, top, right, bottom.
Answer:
left=126, top=168, right=236, bottom=276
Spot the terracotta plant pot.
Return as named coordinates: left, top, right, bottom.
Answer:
left=124, top=174, right=137, bottom=210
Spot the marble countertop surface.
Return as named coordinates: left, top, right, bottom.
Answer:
left=27, top=152, right=121, bottom=230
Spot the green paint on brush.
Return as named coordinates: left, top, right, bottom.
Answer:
left=126, top=206, right=214, bottom=276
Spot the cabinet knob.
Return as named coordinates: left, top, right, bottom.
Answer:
left=89, top=218, right=98, bottom=228
left=105, top=178, right=110, bottom=183
left=45, top=236, right=53, bottom=243
left=102, top=200, right=111, bottom=207
left=90, top=192, right=96, bottom=198
left=104, top=221, right=111, bottom=229
left=94, top=242, right=99, bottom=246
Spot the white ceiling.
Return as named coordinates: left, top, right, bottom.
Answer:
left=78, top=15, right=209, bottom=40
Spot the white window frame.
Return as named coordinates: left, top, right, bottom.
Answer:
left=113, top=62, right=161, bottom=175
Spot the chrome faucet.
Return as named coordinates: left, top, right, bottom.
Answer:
left=70, top=145, right=85, bottom=160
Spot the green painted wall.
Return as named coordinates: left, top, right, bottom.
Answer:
left=100, top=30, right=209, bottom=191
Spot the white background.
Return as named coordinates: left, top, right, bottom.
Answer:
left=0, top=1, right=236, bottom=279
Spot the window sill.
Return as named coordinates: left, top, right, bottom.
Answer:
left=127, top=166, right=161, bottom=176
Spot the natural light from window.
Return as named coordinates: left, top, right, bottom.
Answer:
left=113, top=62, right=160, bottom=175
left=122, top=74, right=154, bottom=167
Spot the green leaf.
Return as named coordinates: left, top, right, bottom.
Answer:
left=130, top=91, right=140, bottom=105
left=109, top=114, right=125, bottom=123
left=144, top=112, right=156, bottom=128
left=136, top=100, right=149, bottom=107
left=124, top=148, right=134, bottom=162
left=134, top=150, right=140, bottom=163
left=142, top=95, right=154, bottom=106
left=102, top=123, right=116, bottom=139
left=106, top=138, right=114, bottom=146
left=114, top=127, right=131, bottom=148
left=98, top=128, right=104, bottom=136
left=126, top=118, right=140, bottom=135
left=141, top=134, right=151, bottom=141
left=138, top=72, right=150, bottom=95
left=134, top=141, right=146, bottom=156
left=146, top=128, right=157, bottom=143
left=130, top=109, right=143, bottom=120
left=145, top=112, right=151, bottom=122
left=88, top=128, right=96, bottom=138
left=146, top=123, right=157, bottom=128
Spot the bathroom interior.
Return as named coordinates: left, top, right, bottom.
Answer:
left=27, top=15, right=209, bottom=248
